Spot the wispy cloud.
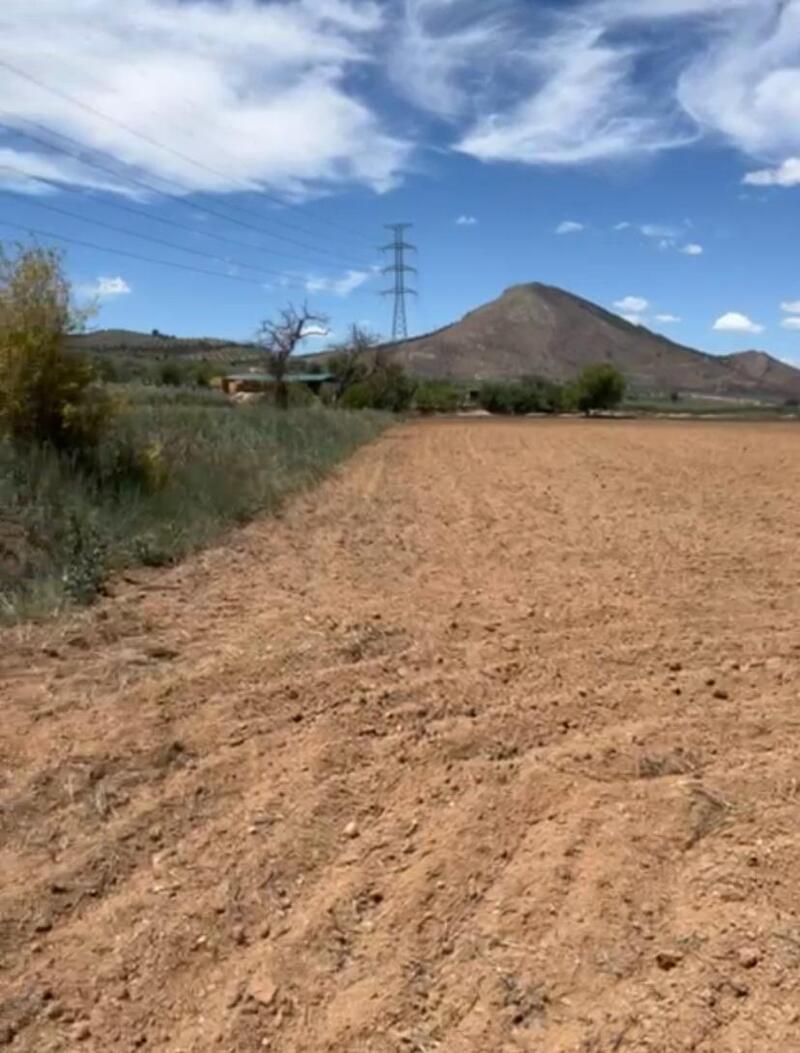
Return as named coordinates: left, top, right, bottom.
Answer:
left=781, top=300, right=800, bottom=314
left=614, top=295, right=649, bottom=313
left=556, top=220, right=585, bottom=235
left=781, top=317, right=800, bottom=330
left=680, top=243, right=704, bottom=255
left=0, top=0, right=407, bottom=198
left=655, top=313, right=681, bottom=323
left=455, top=214, right=478, bottom=226
left=305, top=268, right=370, bottom=297
left=713, top=311, right=764, bottom=335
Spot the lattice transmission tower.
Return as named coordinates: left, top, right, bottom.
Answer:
left=381, top=223, right=417, bottom=341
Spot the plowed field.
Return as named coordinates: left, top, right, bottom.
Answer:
left=2, top=420, right=800, bottom=1052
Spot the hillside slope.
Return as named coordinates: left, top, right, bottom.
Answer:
left=721, top=350, right=800, bottom=400
left=388, top=283, right=800, bottom=399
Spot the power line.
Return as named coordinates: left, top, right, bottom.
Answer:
left=0, top=217, right=305, bottom=287
left=0, top=181, right=322, bottom=285
left=0, top=58, right=377, bottom=253
left=0, top=118, right=374, bottom=270
left=381, top=223, right=417, bottom=341
left=0, top=144, right=363, bottom=275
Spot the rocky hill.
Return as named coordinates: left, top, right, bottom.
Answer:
left=385, top=284, right=800, bottom=400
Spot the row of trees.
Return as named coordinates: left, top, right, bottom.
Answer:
left=1, top=244, right=627, bottom=463
left=255, top=305, right=627, bottom=416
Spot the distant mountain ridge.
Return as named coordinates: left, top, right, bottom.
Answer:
left=384, top=283, right=800, bottom=400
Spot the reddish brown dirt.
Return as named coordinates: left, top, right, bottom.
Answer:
left=2, top=419, right=800, bottom=1052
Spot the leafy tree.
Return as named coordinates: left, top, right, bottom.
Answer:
left=341, top=360, right=416, bottom=412
left=256, top=303, right=328, bottom=409
left=0, top=243, right=109, bottom=451
left=573, top=363, right=626, bottom=416
left=327, top=324, right=380, bottom=400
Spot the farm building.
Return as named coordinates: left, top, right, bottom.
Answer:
left=221, top=372, right=335, bottom=397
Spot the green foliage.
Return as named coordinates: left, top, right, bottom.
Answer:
left=478, top=376, right=566, bottom=415
left=61, top=513, right=106, bottom=605
left=0, top=244, right=112, bottom=452
left=574, top=363, right=626, bottom=415
left=341, top=361, right=416, bottom=412
left=159, top=359, right=185, bottom=386
left=0, top=402, right=388, bottom=623
left=414, top=380, right=462, bottom=414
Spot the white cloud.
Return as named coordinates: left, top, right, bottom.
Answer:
left=781, top=300, right=800, bottom=313
left=640, top=223, right=679, bottom=240
left=613, top=221, right=631, bottom=230
left=457, top=23, right=692, bottom=165
left=83, top=275, right=132, bottom=298
left=743, top=159, right=800, bottom=188
left=781, top=317, right=800, bottom=330
left=614, top=295, right=649, bottom=313
left=680, top=243, right=704, bottom=255
left=0, top=0, right=407, bottom=198
left=556, top=220, right=585, bottom=234
left=455, top=214, right=478, bottom=226
left=622, top=313, right=645, bottom=326
left=655, top=313, right=681, bottom=323
left=713, top=312, right=764, bottom=334
left=305, top=268, right=370, bottom=297
left=407, top=0, right=800, bottom=174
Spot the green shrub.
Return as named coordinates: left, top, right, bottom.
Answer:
left=478, top=376, right=566, bottom=415
left=414, top=380, right=462, bottom=414
left=574, top=363, right=626, bottom=415
left=0, top=244, right=112, bottom=453
left=341, top=361, right=416, bottom=412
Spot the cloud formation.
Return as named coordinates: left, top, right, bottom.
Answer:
left=556, top=221, right=585, bottom=234
left=781, top=317, right=800, bottom=330
left=781, top=300, right=800, bottom=314
left=2, top=0, right=800, bottom=202
left=743, top=159, right=800, bottom=187
left=680, top=243, right=704, bottom=256
left=83, top=275, right=132, bottom=298
left=305, top=268, right=370, bottom=297
left=0, top=0, right=407, bottom=199
left=655, top=313, right=681, bottom=323
left=614, top=295, right=649, bottom=313
left=713, top=311, right=764, bottom=334
left=455, top=214, right=478, bottom=225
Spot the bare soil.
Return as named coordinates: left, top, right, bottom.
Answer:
left=2, top=419, right=800, bottom=1052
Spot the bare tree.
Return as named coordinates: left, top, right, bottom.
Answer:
left=327, top=323, right=381, bottom=400
left=256, top=303, right=328, bottom=409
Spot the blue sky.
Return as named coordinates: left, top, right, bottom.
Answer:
left=1, top=0, right=800, bottom=363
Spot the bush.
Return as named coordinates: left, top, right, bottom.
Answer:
left=414, top=380, right=462, bottom=414
left=478, top=376, right=566, bottom=415
left=0, top=244, right=112, bottom=452
left=341, top=361, right=416, bottom=412
left=574, top=363, right=626, bottom=415
left=0, top=404, right=389, bottom=623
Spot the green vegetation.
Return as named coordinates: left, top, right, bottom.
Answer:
left=340, top=360, right=416, bottom=412
left=0, top=244, right=389, bottom=623
left=0, top=244, right=111, bottom=453
left=478, top=376, right=567, bottom=415
left=414, top=379, right=462, bottom=414
left=0, top=396, right=387, bottom=623
left=573, top=363, right=626, bottom=415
